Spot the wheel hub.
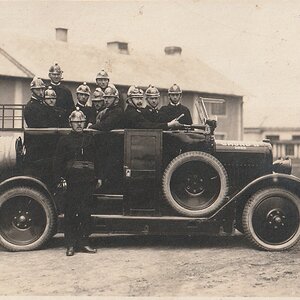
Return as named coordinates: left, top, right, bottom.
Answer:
left=266, top=209, right=286, bottom=229
left=185, top=175, right=205, bottom=195
left=13, top=210, right=32, bottom=230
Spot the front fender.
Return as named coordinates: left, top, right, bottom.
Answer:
left=0, top=176, right=56, bottom=210
left=212, top=173, right=300, bottom=218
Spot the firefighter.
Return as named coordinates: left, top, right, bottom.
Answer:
left=53, top=108, right=99, bottom=256
left=24, top=76, right=47, bottom=128
left=91, top=88, right=106, bottom=122
left=43, top=86, right=68, bottom=127
left=159, top=84, right=193, bottom=125
left=123, top=85, right=180, bottom=129
left=143, top=85, right=161, bottom=123
left=75, top=82, right=96, bottom=127
left=89, top=85, right=123, bottom=131
left=48, top=62, right=75, bottom=117
left=95, top=69, right=110, bottom=92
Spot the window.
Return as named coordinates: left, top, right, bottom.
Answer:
left=292, top=135, right=300, bottom=140
left=211, top=102, right=226, bottom=115
left=285, top=144, right=294, bottom=156
left=265, top=135, right=280, bottom=141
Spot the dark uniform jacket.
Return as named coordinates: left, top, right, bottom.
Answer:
left=44, top=105, right=69, bottom=128
left=142, top=105, right=160, bottom=123
left=49, top=82, right=75, bottom=118
left=75, top=103, right=97, bottom=125
left=90, top=105, right=124, bottom=131
left=159, top=103, right=193, bottom=125
left=24, top=96, right=48, bottom=128
left=53, top=131, right=100, bottom=184
left=124, top=105, right=168, bottom=130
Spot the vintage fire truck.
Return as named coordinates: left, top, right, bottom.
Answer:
left=0, top=100, right=299, bottom=252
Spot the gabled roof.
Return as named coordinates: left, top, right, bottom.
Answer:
left=0, top=34, right=245, bottom=96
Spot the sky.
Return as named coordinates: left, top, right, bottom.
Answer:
left=0, top=0, right=300, bottom=127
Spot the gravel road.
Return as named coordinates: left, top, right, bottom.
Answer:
left=0, top=233, right=299, bottom=297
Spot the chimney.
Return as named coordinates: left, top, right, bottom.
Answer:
left=107, top=41, right=129, bottom=54
left=164, top=46, right=182, bottom=56
left=55, top=28, right=68, bottom=42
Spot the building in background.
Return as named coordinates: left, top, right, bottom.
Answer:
left=0, top=28, right=244, bottom=139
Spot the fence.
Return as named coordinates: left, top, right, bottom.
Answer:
left=0, top=104, right=26, bottom=130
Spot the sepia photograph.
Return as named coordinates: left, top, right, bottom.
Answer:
left=0, top=0, right=299, bottom=298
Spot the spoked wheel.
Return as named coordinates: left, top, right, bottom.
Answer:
left=0, top=187, right=56, bottom=251
left=162, top=151, right=228, bottom=217
left=242, top=187, right=300, bottom=251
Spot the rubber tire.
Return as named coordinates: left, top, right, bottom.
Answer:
left=162, top=151, right=229, bottom=217
left=242, top=187, right=300, bottom=251
left=0, top=186, right=57, bottom=251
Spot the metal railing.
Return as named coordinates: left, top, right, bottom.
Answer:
left=0, top=104, right=26, bottom=130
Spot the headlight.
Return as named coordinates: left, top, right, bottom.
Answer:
left=273, top=157, right=292, bottom=175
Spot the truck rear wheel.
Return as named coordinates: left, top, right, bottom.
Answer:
left=0, top=186, right=57, bottom=251
left=242, top=187, right=300, bottom=251
left=162, top=151, right=229, bottom=217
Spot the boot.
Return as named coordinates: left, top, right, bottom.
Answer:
left=66, top=246, right=75, bottom=256
left=79, top=245, right=97, bottom=253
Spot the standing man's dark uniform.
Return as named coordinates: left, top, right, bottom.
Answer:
left=91, top=88, right=106, bottom=124
left=53, top=108, right=99, bottom=256
left=24, top=77, right=47, bottom=128
left=142, top=85, right=161, bottom=123
left=90, top=85, right=123, bottom=131
left=43, top=86, right=69, bottom=128
left=48, top=62, right=75, bottom=118
left=124, top=86, right=180, bottom=130
left=159, top=84, right=193, bottom=125
left=75, top=82, right=96, bottom=126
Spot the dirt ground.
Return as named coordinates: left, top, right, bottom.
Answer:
left=0, top=233, right=299, bottom=297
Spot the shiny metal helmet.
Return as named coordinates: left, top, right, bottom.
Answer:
left=30, top=76, right=46, bottom=89
left=91, top=88, right=105, bottom=101
left=76, top=82, right=91, bottom=96
left=69, top=107, right=87, bottom=122
left=44, top=86, right=57, bottom=99
left=104, top=84, right=119, bottom=98
left=168, top=83, right=182, bottom=94
left=49, top=62, right=63, bottom=75
left=96, top=69, right=109, bottom=80
left=145, top=85, right=160, bottom=97
left=127, top=85, right=144, bottom=100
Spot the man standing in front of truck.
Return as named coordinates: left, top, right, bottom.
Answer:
left=53, top=108, right=99, bottom=256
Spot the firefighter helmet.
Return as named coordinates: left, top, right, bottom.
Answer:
left=69, top=107, right=87, bottom=122
left=127, top=85, right=144, bottom=100
left=30, top=77, right=46, bottom=89
left=168, top=84, right=182, bottom=94
left=104, top=84, right=119, bottom=98
left=145, top=85, right=160, bottom=97
left=96, top=69, right=109, bottom=80
left=49, top=62, right=63, bottom=74
left=91, top=88, right=105, bottom=101
left=76, top=82, right=91, bottom=96
left=44, top=86, right=57, bottom=99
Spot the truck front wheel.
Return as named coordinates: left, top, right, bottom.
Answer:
left=0, top=186, right=57, bottom=251
left=242, top=187, right=300, bottom=251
